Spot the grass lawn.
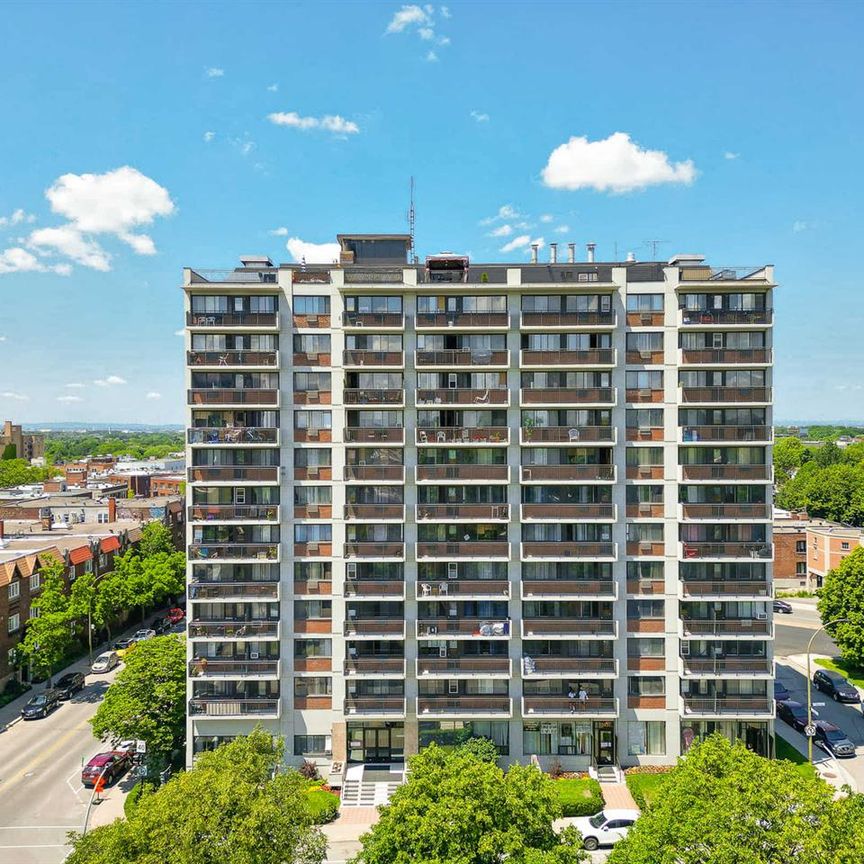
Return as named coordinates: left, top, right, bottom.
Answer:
left=774, top=735, right=818, bottom=780
left=555, top=777, right=604, bottom=817
left=814, top=657, right=864, bottom=689
left=305, top=785, right=340, bottom=823
left=625, top=773, right=669, bottom=810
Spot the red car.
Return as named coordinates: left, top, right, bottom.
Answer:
left=167, top=607, right=185, bottom=625
left=81, top=751, right=131, bottom=787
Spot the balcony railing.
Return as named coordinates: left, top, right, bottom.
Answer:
left=626, top=312, right=664, bottom=327
left=417, top=619, right=511, bottom=638
left=188, top=466, right=279, bottom=483
left=522, top=619, right=616, bottom=638
left=344, top=542, right=405, bottom=559
left=344, top=504, right=405, bottom=520
left=417, top=464, right=509, bottom=482
left=521, top=465, right=615, bottom=482
left=681, top=425, right=772, bottom=443
left=188, top=350, right=278, bottom=367
left=188, top=620, right=279, bottom=639
left=416, top=312, right=510, bottom=329
left=680, top=348, right=772, bottom=365
left=293, top=428, right=331, bottom=443
left=680, top=580, right=771, bottom=598
left=416, top=349, right=510, bottom=367
left=343, top=389, right=404, bottom=405
left=294, top=466, right=333, bottom=481
left=625, top=350, right=664, bottom=365
left=293, top=390, right=332, bottom=405
left=416, top=388, right=509, bottom=406
left=344, top=697, right=406, bottom=715
left=342, top=312, right=405, bottom=328
left=521, top=503, right=614, bottom=520
left=345, top=579, right=405, bottom=597
left=520, top=349, right=615, bottom=367
left=522, top=657, right=617, bottom=676
left=521, top=311, right=616, bottom=328
left=521, top=542, right=615, bottom=559
left=189, top=544, right=278, bottom=561
left=417, top=657, right=511, bottom=676
left=416, top=541, right=510, bottom=559
left=520, top=388, right=615, bottom=405
left=521, top=580, right=616, bottom=598
left=681, top=543, right=772, bottom=560
left=680, top=310, right=773, bottom=326
left=681, top=619, right=772, bottom=636
left=188, top=505, right=279, bottom=522
left=342, top=350, right=405, bottom=367
left=345, top=426, right=405, bottom=443
left=417, top=696, right=511, bottom=715
left=189, top=581, right=280, bottom=600
left=188, top=659, right=279, bottom=677
left=188, top=427, right=278, bottom=445
left=627, top=426, right=663, bottom=442
left=626, top=579, right=665, bottom=596
left=522, top=696, right=617, bottom=716
left=344, top=657, right=406, bottom=676
left=681, top=696, right=773, bottom=715
left=417, top=504, right=509, bottom=521
left=292, top=314, right=331, bottom=329
left=417, top=580, right=509, bottom=598
left=293, top=542, right=333, bottom=558
left=293, top=580, right=332, bottom=596
left=682, top=658, right=773, bottom=676
left=681, top=387, right=772, bottom=404
left=626, top=541, right=665, bottom=557
left=293, top=352, right=330, bottom=367
left=681, top=464, right=772, bottom=482
left=680, top=503, right=771, bottom=519
left=188, top=698, right=280, bottom=717
left=627, top=503, right=664, bottom=518
left=343, top=618, right=406, bottom=638
left=293, top=504, right=332, bottom=519
left=188, top=389, right=278, bottom=406
left=293, top=270, right=331, bottom=284
left=417, top=427, right=509, bottom=445
left=344, top=464, right=405, bottom=482
left=186, top=312, right=278, bottom=328
left=626, top=389, right=664, bottom=404
left=521, top=426, right=614, bottom=444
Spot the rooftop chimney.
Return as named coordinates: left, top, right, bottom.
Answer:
left=567, top=243, right=576, bottom=264
left=549, top=243, right=558, bottom=264
left=586, top=242, right=596, bottom=264
left=530, top=244, right=539, bottom=264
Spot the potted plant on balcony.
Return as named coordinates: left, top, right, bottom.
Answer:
left=522, top=415, right=535, bottom=442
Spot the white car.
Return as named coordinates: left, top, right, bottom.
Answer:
left=133, top=629, right=156, bottom=641
left=90, top=651, right=120, bottom=673
left=572, top=808, right=640, bottom=851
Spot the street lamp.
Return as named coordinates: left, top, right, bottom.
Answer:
left=806, top=617, right=848, bottom=763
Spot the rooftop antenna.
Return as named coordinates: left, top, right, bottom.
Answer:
left=643, top=239, right=670, bottom=259
left=407, top=176, right=418, bottom=264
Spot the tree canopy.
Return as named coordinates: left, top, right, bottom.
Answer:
left=776, top=450, right=864, bottom=525
left=0, top=457, right=59, bottom=488
left=351, top=744, right=585, bottom=864
left=44, top=430, right=183, bottom=463
left=817, top=547, right=864, bottom=665
left=67, top=731, right=326, bottom=864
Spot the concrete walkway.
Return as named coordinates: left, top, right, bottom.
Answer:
left=321, top=807, right=379, bottom=863
left=599, top=782, right=639, bottom=810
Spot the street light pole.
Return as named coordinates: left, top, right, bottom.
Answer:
left=806, top=617, right=848, bottom=763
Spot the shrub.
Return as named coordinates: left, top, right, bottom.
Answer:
left=299, top=759, right=320, bottom=781
left=456, top=736, right=500, bottom=763
left=555, top=777, right=603, bottom=817
left=306, top=786, right=339, bottom=823
left=548, top=758, right=564, bottom=780
left=123, top=781, right=155, bottom=819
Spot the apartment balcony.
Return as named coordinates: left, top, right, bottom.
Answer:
left=416, top=541, right=510, bottom=560
left=521, top=504, right=615, bottom=521
left=186, top=311, right=278, bottom=329
left=417, top=426, right=509, bottom=445
left=680, top=581, right=772, bottom=599
left=680, top=425, right=772, bottom=444
left=293, top=427, right=332, bottom=443
left=417, top=580, right=510, bottom=599
left=680, top=464, right=772, bottom=482
left=626, top=541, right=665, bottom=557
left=522, top=657, right=618, bottom=677
left=625, top=350, right=664, bottom=365
left=416, top=464, right=509, bottom=483
left=520, top=349, right=615, bottom=368
left=680, top=619, right=772, bottom=638
left=293, top=352, right=331, bottom=367
left=417, top=696, right=512, bottom=717
left=680, top=309, right=773, bottom=327
left=627, top=658, right=665, bottom=672
left=188, top=350, right=278, bottom=368
left=188, top=466, right=279, bottom=483
left=417, top=618, right=511, bottom=639
left=627, top=503, right=664, bottom=518
left=626, top=465, right=664, bottom=481
left=626, top=311, right=664, bottom=327
left=344, top=542, right=405, bottom=560
left=680, top=387, right=772, bottom=405
left=679, top=348, right=772, bottom=366
left=345, top=579, right=405, bottom=598
left=627, top=619, right=665, bottom=634
left=627, top=426, right=664, bottom=442
left=343, top=618, right=406, bottom=639
left=188, top=427, right=279, bottom=446
left=522, top=696, right=618, bottom=718
left=344, top=504, right=405, bottom=520
left=520, top=542, right=616, bottom=561
left=415, top=349, right=510, bottom=368
left=681, top=542, right=772, bottom=561
left=343, top=389, right=404, bottom=406
left=292, top=313, right=331, bottom=329
left=417, top=656, right=511, bottom=677
left=344, top=657, right=406, bottom=677
left=294, top=466, right=333, bottom=481
left=344, top=697, right=406, bottom=717
left=293, top=542, right=334, bottom=558
left=626, top=579, right=665, bottom=596
left=416, top=388, right=509, bottom=406
left=521, top=465, right=615, bottom=483
left=189, top=581, right=280, bottom=601
left=344, top=426, right=405, bottom=444
left=293, top=390, right=332, bottom=406
left=341, top=311, right=405, bottom=329
left=342, top=350, right=405, bottom=368
left=521, top=580, right=616, bottom=600
left=521, top=311, right=616, bottom=329
left=521, top=619, right=617, bottom=639
left=680, top=503, right=771, bottom=520
left=189, top=504, right=280, bottom=523
left=520, top=426, right=615, bottom=445
left=417, top=504, right=510, bottom=522
left=291, top=657, right=332, bottom=673
left=415, top=311, right=510, bottom=330
left=293, top=696, right=332, bottom=710
left=520, top=388, right=615, bottom=406
left=188, top=659, right=280, bottom=679
left=628, top=696, right=667, bottom=709
left=293, top=619, right=333, bottom=635
left=681, top=696, right=774, bottom=717
left=293, top=580, right=332, bottom=597
left=681, top=658, right=774, bottom=678
left=625, top=388, right=664, bottom=404
left=294, top=504, right=333, bottom=519
left=188, top=698, right=280, bottom=718
left=189, top=544, right=279, bottom=562
left=188, top=620, right=279, bottom=640
left=187, top=388, right=279, bottom=407
left=344, top=464, right=405, bottom=482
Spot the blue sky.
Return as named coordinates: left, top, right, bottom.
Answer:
left=0, top=0, right=861, bottom=425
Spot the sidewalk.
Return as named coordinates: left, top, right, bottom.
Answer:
left=600, top=782, right=640, bottom=810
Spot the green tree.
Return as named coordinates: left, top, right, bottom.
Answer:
left=351, top=744, right=585, bottom=864
left=817, top=547, right=864, bottom=666
left=142, top=551, right=185, bottom=603
left=607, top=735, right=835, bottom=864
left=114, top=550, right=153, bottom=623
left=67, top=730, right=326, bottom=864
left=138, top=520, right=177, bottom=557
left=69, top=572, right=104, bottom=662
left=1, top=442, right=17, bottom=460
left=91, top=569, right=130, bottom=641
left=773, top=436, right=806, bottom=476
left=814, top=439, right=844, bottom=468
left=457, top=736, right=501, bottom=763
left=90, top=634, right=186, bottom=763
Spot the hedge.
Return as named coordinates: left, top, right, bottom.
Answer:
left=554, top=777, right=604, bottom=817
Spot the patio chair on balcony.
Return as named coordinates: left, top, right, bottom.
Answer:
left=218, top=354, right=229, bottom=366
left=473, top=390, right=490, bottom=404
left=419, top=431, right=428, bottom=444
left=436, top=431, right=447, bottom=443
left=568, top=428, right=581, bottom=441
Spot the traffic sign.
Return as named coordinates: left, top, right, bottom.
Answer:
left=804, top=724, right=817, bottom=737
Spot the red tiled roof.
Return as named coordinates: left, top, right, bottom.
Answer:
left=68, top=546, right=93, bottom=565
left=100, top=536, right=121, bottom=554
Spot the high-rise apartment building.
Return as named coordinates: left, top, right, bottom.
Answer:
left=184, top=238, right=775, bottom=773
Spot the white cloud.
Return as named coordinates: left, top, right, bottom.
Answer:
left=386, top=5, right=430, bottom=33
left=93, top=375, right=126, bottom=387
left=203, top=131, right=215, bottom=142
left=270, top=227, right=289, bottom=236
left=440, top=5, right=451, bottom=17
left=0, top=209, right=36, bottom=228
left=231, top=137, right=256, bottom=156
left=285, top=237, right=340, bottom=264
left=0, top=391, right=28, bottom=401
left=500, top=235, right=544, bottom=254
left=437, top=35, right=451, bottom=46
left=0, top=246, right=69, bottom=275
left=792, top=220, right=809, bottom=233
left=65, top=382, right=85, bottom=388
left=539, top=214, right=554, bottom=223
left=385, top=4, right=451, bottom=52
left=30, top=225, right=112, bottom=270
left=267, top=83, right=278, bottom=92
left=418, top=27, right=435, bottom=40
left=57, top=395, right=83, bottom=403
left=145, top=391, right=162, bottom=400
left=541, top=132, right=697, bottom=194
left=555, top=224, right=570, bottom=234
left=488, top=224, right=513, bottom=238
left=425, top=50, right=438, bottom=62
left=470, top=110, right=490, bottom=123
left=205, top=67, right=224, bottom=78
left=480, top=204, right=520, bottom=225
left=724, top=151, right=739, bottom=160
left=267, top=112, right=360, bottom=135
left=0, top=336, right=6, bottom=341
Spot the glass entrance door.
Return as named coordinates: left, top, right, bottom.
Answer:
left=363, top=727, right=391, bottom=763
left=594, top=721, right=616, bottom=765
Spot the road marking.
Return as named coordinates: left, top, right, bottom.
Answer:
left=0, top=722, right=90, bottom=796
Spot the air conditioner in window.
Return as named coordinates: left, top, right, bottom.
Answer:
left=348, top=608, right=357, bottom=618
left=439, top=645, right=447, bottom=658
left=307, top=466, right=319, bottom=477
left=639, top=389, right=652, bottom=399
left=522, top=468, right=532, bottom=481
left=307, top=429, right=319, bottom=439
left=448, top=680, right=459, bottom=695
left=250, top=651, right=260, bottom=659
left=755, top=612, right=768, bottom=620
left=640, top=313, right=653, bottom=325
left=447, top=562, right=458, bottom=579
left=639, top=503, right=653, bottom=514
left=347, top=562, right=357, bottom=578
left=638, top=465, right=652, bottom=477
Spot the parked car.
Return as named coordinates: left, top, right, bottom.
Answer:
left=814, top=721, right=857, bottom=758
left=81, top=751, right=131, bottom=787
left=773, top=599, right=793, bottom=614
left=151, top=616, right=172, bottom=635
left=813, top=668, right=861, bottom=703
left=133, top=628, right=156, bottom=642
left=167, top=607, right=185, bottom=625
left=91, top=651, right=120, bottom=673
left=572, top=809, right=640, bottom=851
left=774, top=680, right=792, bottom=702
left=777, top=699, right=809, bottom=732
left=21, top=689, right=61, bottom=720
left=54, top=672, right=86, bottom=699
left=112, top=637, right=137, bottom=658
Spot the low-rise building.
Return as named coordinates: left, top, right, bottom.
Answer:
left=806, top=524, right=864, bottom=589
left=772, top=510, right=835, bottom=591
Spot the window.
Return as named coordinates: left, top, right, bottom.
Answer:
left=627, top=638, right=665, bottom=657
left=842, top=542, right=850, bottom=551
left=294, top=677, right=332, bottom=696
left=98, top=554, right=107, bottom=569
left=84, top=559, right=93, bottom=573
left=293, top=296, right=330, bottom=315
left=627, top=599, right=665, bottom=619
left=29, top=573, right=40, bottom=592
left=294, top=735, right=331, bottom=756
left=294, top=372, right=331, bottom=392
left=795, top=540, right=806, bottom=554
left=626, top=294, right=663, bottom=312
left=796, top=562, right=807, bottom=576
left=628, top=721, right=666, bottom=756
left=628, top=676, right=665, bottom=696
left=97, top=512, right=109, bottom=524
left=7, top=581, right=20, bottom=601
left=8, top=613, right=20, bottom=634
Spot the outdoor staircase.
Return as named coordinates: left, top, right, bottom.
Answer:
left=595, top=764, right=622, bottom=784
left=339, top=764, right=404, bottom=807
